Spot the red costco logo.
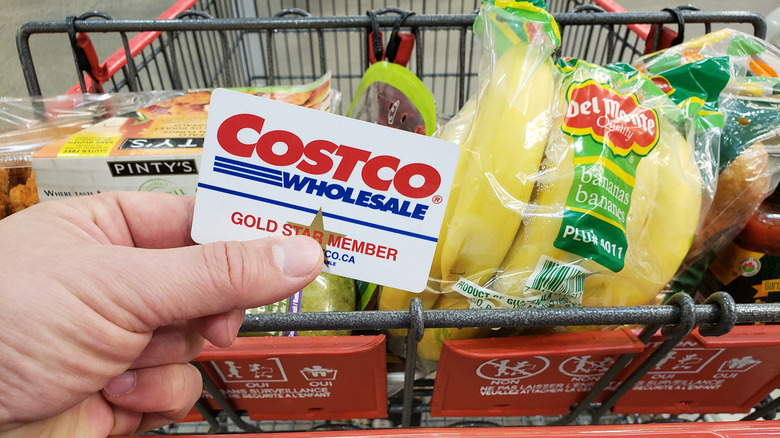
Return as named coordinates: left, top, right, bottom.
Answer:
left=216, top=113, right=442, bottom=199
left=562, top=80, right=660, bottom=157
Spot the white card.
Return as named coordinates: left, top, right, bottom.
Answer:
left=191, top=89, right=459, bottom=292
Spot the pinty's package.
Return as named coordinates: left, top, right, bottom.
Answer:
left=32, top=75, right=334, bottom=202
left=0, top=91, right=184, bottom=219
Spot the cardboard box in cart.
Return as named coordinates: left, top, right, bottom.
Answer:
left=32, top=95, right=205, bottom=200
left=32, top=79, right=333, bottom=201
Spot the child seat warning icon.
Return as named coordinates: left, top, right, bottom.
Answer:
left=476, top=356, right=549, bottom=380
left=718, top=356, right=762, bottom=373
left=301, top=365, right=338, bottom=381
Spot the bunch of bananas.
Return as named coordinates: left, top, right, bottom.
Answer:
left=379, top=5, right=703, bottom=363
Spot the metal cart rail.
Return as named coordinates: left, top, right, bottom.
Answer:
left=16, top=4, right=767, bottom=116
left=12, top=1, right=780, bottom=435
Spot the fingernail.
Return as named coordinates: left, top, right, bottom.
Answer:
left=227, top=313, right=239, bottom=344
left=104, top=370, right=135, bottom=397
left=273, top=236, right=321, bottom=277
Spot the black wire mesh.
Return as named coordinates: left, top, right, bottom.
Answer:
left=24, top=0, right=730, bottom=116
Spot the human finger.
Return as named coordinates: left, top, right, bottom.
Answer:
left=135, top=411, right=197, bottom=435
left=129, top=322, right=205, bottom=369
left=102, top=364, right=202, bottom=421
left=194, top=309, right=245, bottom=348
left=109, top=401, right=199, bottom=436
left=62, top=191, right=198, bottom=249
left=83, top=234, right=322, bottom=334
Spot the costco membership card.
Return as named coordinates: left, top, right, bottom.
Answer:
left=191, top=88, right=459, bottom=292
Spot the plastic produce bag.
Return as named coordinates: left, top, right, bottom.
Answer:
left=431, top=0, right=560, bottom=294
left=347, top=61, right=436, bottom=135
left=410, top=54, right=711, bottom=362
left=379, top=0, right=561, bottom=364
left=0, top=91, right=185, bottom=219
left=244, top=272, right=357, bottom=337
left=635, top=28, right=780, bottom=80
left=673, top=78, right=780, bottom=296
left=480, top=59, right=704, bottom=310
left=631, top=29, right=780, bottom=295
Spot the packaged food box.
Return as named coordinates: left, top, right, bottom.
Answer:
left=32, top=91, right=211, bottom=201
left=27, top=75, right=333, bottom=206
left=0, top=91, right=187, bottom=219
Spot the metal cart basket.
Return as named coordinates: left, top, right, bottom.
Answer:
left=13, top=0, right=780, bottom=435
left=16, top=0, right=768, bottom=116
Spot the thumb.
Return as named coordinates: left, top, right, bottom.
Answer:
left=90, top=235, right=323, bottom=333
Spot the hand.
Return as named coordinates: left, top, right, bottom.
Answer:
left=0, top=192, right=323, bottom=437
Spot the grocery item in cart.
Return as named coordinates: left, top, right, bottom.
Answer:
left=695, top=189, right=780, bottom=304
left=483, top=58, right=703, bottom=311
left=670, top=79, right=780, bottom=296
left=347, top=61, right=437, bottom=136
left=682, top=85, right=778, bottom=265
left=31, top=75, right=333, bottom=205
left=432, top=0, right=560, bottom=294
left=377, top=0, right=560, bottom=362
left=376, top=97, right=480, bottom=336
left=633, top=30, right=780, bottom=284
left=636, top=29, right=780, bottom=79
left=0, top=91, right=185, bottom=218
left=244, top=272, right=357, bottom=337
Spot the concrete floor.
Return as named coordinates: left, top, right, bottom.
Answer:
left=0, top=0, right=777, bottom=97
left=1, top=1, right=172, bottom=97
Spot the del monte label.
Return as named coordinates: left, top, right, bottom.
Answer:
left=555, top=77, right=661, bottom=272
left=562, top=80, right=660, bottom=158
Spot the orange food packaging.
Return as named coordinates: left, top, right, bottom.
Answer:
left=0, top=91, right=191, bottom=218
left=31, top=76, right=334, bottom=205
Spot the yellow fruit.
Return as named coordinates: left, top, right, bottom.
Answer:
left=427, top=97, right=479, bottom=289
left=437, top=42, right=556, bottom=291
left=492, top=73, right=702, bottom=308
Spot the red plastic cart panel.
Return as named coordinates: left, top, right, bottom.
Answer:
left=195, top=335, right=387, bottom=421
left=119, top=421, right=780, bottom=437
left=613, top=325, right=780, bottom=414
left=430, top=329, right=643, bottom=417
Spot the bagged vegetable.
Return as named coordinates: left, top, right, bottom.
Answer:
left=244, top=272, right=357, bottom=336
left=673, top=78, right=780, bottom=298
left=632, top=29, right=780, bottom=295
left=686, top=80, right=780, bottom=264
left=635, top=28, right=780, bottom=80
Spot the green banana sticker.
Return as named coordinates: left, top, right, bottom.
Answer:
left=555, top=76, right=660, bottom=272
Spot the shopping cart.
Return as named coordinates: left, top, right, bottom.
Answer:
left=16, top=0, right=767, bottom=116
left=13, top=1, right=780, bottom=436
